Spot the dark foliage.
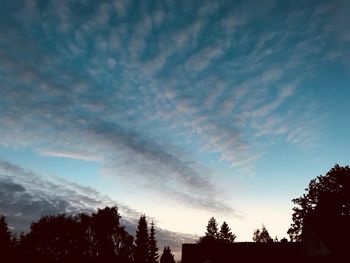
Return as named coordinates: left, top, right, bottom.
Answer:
left=198, top=217, right=219, bottom=244
left=287, top=165, right=350, bottom=241
left=0, top=215, right=13, bottom=260
left=20, top=214, right=84, bottom=262
left=134, top=215, right=149, bottom=263
left=253, top=225, right=273, bottom=243
left=218, top=221, right=236, bottom=244
left=0, top=215, right=12, bottom=246
left=148, top=222, right=159, bottom=263
left=3, top=165, right=348, bottom=262
left=91, top=206, right=134, bottom=262
left=198, top=217, right=236, bottom=245
left=160, top=246, right=176, bottom=263
left=0, top=207, right=171, bottom=263
left=5, top=206, right=136, bottom=263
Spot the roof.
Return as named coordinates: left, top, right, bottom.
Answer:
left=182, top=242, right=302, bottom=263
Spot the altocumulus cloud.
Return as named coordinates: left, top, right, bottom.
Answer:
left=0, top=160, right=195, bottom=256
left=1, top=0, right=349, bottom=212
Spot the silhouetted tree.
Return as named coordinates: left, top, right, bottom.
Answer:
left=84, top=207, right=134, bottom=262
left=198, top=217, right=219, bottom=244
left=253, top=225, right=273, bottom=242
left=134, top=215, right=149, bottom=263
left=287, top=165, right=350, bottom=241
left=218, top=221, right=236, bottom=243
left=160, top=246, right=176, bottom=263
left=74, top=213, right=95, bottom=260
left=115, top=229, right=134, bottom=263
left=0, top=215, right=13, bottom=260
left=148, top=222, right=159, bottom=263
left=21, top=214, right=83, bottom=262
left=18, top=206, right=134, bottom=263
left=14, top=232, right=26, bottom=262
left=91, top=206, right=133, bottom=262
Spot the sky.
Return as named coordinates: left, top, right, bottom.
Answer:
left=1, top=0, right=350, bottom=257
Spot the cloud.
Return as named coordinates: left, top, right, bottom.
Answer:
left=40, top=150, right=101, bottom=162
left=113, top=0, right=130, bottom=18
left=0, top=0, right=345, bottom=215
left=249, top=84, right=297, bottom=118
left=0, top=159, right=196, bottom=256
left=185, top=45, right=224, bottom=72
left=221, top=14, right=247, bottom=32
left=0, top=28, right=230, bottom=212
left=0, top=160, right=109, bottom=231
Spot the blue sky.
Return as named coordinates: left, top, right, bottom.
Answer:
left=1, top=0, right=350, bottom=253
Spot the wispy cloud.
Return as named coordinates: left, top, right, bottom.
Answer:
left=0, top=0, right=348, bottom=213
left=40, top=150, right=101, bottom=162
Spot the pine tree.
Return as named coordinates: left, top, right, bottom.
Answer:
left=160, top=246, right=176, bottom=263
left=134, top=215, right=149, bottom=263
left=219, top=221, right=236, bottom=243
left=148, top=222, right=159, bottom=263
left=206, top=217, right=219, bottom=238
left=198, top=217, right=219, bottom=244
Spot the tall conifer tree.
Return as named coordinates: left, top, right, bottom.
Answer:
left=198, top=217, right=219, bottom=244
left=148, top=222, right=159, bottom=263
left=219, top=221, right=236, bottom=243
left=134, top=215, right=149, bottom=263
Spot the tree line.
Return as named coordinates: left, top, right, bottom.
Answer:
left=0, top=207, right=176, bottom=263
left=198, top=164, right=349, bottom=245
left=1, top=164, right=349, bottom=261
left=198, top=217, right=287, bottom=244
